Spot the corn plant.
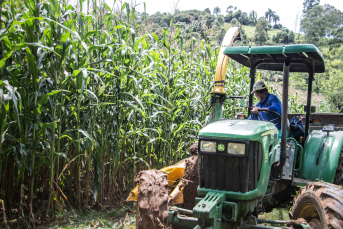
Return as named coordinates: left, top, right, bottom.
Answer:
left=0, top=0, right=302, bottom=226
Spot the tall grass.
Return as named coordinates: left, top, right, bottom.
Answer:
left=0, top=0, right=301, bottom=226
left=0, top=0, right=248, bottom=224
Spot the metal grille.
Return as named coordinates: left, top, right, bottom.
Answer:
left=199, top=141, right=262, bottom=193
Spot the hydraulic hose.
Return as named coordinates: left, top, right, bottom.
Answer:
left=273, top=57, right=291, bottom=171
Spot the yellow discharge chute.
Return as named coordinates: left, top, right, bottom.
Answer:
left=212, top=26, right=241, bottom=94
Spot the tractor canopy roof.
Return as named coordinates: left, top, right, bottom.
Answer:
left=223, top=44, right=325, bottom=73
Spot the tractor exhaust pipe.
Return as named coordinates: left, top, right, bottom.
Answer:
left=273, top=57, right=291, bottom=171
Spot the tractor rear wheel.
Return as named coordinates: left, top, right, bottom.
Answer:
left=291, top=182, right=343, bottom=229
left=135, top=169, right=169, bottom=229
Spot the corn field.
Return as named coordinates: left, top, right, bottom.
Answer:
left=0, top=0, right=307, bottom=227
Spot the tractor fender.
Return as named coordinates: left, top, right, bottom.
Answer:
left=299, top=130, right=343, bottom=183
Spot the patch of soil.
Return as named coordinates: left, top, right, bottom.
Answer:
left=135, top=169, right=169, bottom=229
left=188, top=141, right=198, bottom=155
left=180, top=155, right=199, bottom=210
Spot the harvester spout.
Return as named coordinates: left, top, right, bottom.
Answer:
left=209, top=27, right=241, bottom=123
left=212, top=27, right=241, bottom=94
left=273, top=56, right=291, bottom=171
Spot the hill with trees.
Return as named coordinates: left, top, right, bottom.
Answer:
left=142, top=1, right=343, bottom=111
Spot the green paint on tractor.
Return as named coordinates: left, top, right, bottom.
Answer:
left=300, top=130, right=343, bottom=183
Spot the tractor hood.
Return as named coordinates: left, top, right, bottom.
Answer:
left=198, top=120, right=278, bottom=141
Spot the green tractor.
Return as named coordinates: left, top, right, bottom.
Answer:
left=129, top=27, right=343, bottom=229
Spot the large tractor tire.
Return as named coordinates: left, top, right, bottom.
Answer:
left=135, top=169, right=169, bottom=229
left=291, top=182, right=343, bottom=229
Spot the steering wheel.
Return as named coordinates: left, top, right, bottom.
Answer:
left=252, top=108, right=282, bottom=126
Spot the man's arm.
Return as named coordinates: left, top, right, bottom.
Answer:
left=249, top=106, right=259, bottom=120
left=251, top=106, right=259, bottom=114
left=267, top=96, right=282, bottom=114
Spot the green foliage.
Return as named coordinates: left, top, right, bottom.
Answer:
left=329, top=27, right=343, bottom=53
left=254, top=18, right=269, bottom=45
left=47, top=207, right=135, bottom=229
left=224, top=12, right=234, bottom=23
left=217, top=15, right=225, bottom=25
left=273, top=23, right=283, bottom=30
left=273, top=15, right=280, bottom=25
left=224, top=9, right=254, bottom=26
left=272, top=29, right=295, bottom=44
left=249, top=10, right=258, bottom=25
left=0, top=0, right=337, bottom=224
left=300, top=4, right=343, bottom=45
left=146, top=9, right=218, bottom=41
left=213, top=6, right=221, bottom=17
left=263, top=8, right=282, bottom=29
left=205, top=14, right=216, bottom=28
left=295, top=1, right=343, bottom=111
left=259, top=208, right=289, bottom=221
left=0, top=0, right=263, bottom=222
left=319, top=64, right=343, bottom=112
left=230, top=18, right=239, bottom=27
left=302, top=0, right=320, bottom=16
left=265, top=8, right=276, bottom=24
left=204, top=8, right=211, bottom=14
left=226, top=5, right=234, bottom=13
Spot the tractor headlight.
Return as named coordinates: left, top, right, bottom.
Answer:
left=200, top=141, right=216, bottom=152
left=227, top=143, right=245, bottom=155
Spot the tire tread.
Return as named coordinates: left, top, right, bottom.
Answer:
left=292, top=182, right=343, bottom=229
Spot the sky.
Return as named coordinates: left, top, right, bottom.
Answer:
left=110, top=0, right=343, bottom=33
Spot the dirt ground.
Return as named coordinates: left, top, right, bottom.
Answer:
left=135, top=169, right=169, bottom=229
left=180, top=155, right=199, bottom=210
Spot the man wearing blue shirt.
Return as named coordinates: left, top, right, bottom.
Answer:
left=248, top=81, right=282, bottom=130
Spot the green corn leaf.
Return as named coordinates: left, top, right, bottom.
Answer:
left=0, top=51, right=13, bottom=70
left=25, top=47, right=38, bottom=80
left=78, top=129, right=96, bottom=146
left=86, top=89, right=99, bottom=104
left=103, top=3, right=112, bottom=13
left=122, top=92, right=145, bottom=111
left=37, top=90, right=67, bottom=113
left=121, top=2, right=126, bottom=11
left=173, top=25, right=180, bottom=41
left=15, top=42, right=54, bottom=52
left=151, top=33, right=159, bottom=43
left=162, top=40, right=170, bottom=50
left=89, top=58, right=112, bottom=65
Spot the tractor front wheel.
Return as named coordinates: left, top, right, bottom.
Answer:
left=291, top=182, right=343, bottom=229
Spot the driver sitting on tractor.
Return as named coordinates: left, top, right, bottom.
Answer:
left=249, top=81, right=283, bottom=137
